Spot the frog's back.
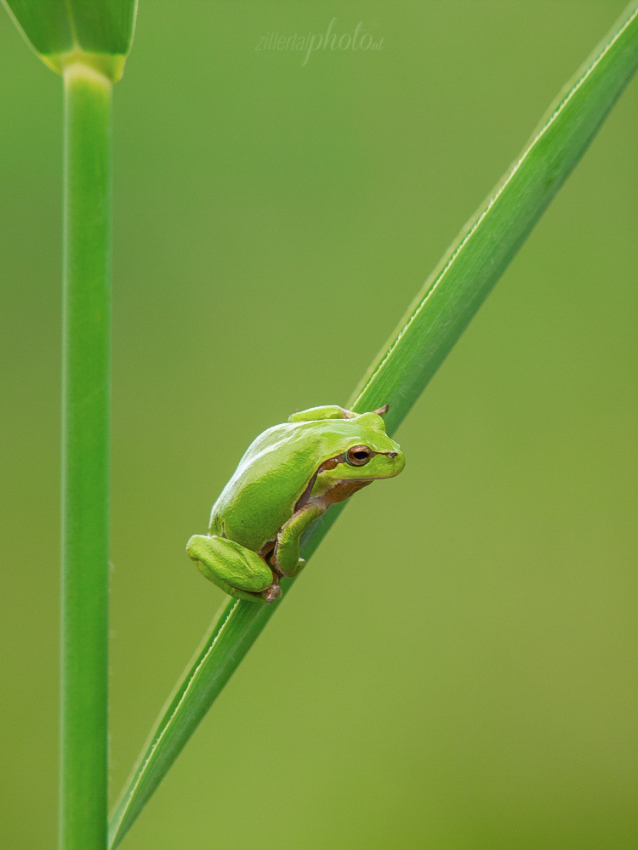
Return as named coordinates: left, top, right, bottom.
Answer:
left=210, top=422, right=326, bottom=551
left=210, top=416, right=393, bottom=551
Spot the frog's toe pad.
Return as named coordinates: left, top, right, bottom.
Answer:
left=262, top=583, right=282, bottom=603
left=292, top=558, right=307, bottom=576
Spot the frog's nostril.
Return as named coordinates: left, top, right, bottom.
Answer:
left=387, top=452, right=397, bottom=458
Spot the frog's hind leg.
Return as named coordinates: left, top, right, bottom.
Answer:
left=187, top=534, right=280, bottom=603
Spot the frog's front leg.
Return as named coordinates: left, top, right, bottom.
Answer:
left=272, top=505, right=324, bottom=578
left=187, top=535, right=281, bottom=604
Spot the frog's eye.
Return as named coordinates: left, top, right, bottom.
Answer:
left=346, top=445, right=372, bottom=466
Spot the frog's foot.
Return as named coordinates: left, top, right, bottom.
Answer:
left=261, top=582, right=282, bottom=603
left=279, top=558, right=306, bottom=579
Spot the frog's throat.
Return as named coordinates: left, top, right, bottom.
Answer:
left=312, top=477, right=374, bottom=508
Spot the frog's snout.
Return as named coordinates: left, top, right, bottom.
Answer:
left=387, top=449, right=406, bottom=477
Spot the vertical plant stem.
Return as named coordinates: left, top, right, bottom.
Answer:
left=61, top=62, right=112, bottom=850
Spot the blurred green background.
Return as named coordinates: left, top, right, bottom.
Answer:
left=1, top=2, right=636, bottom=848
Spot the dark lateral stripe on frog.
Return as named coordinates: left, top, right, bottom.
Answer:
left=293, top=450, right=396, bottom=513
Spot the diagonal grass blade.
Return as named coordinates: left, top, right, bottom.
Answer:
left=109, top=3, right=638, bottom=847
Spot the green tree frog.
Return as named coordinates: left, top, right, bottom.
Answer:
left=187, top=404, right=405, bottom=603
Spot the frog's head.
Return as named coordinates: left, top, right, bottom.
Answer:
left=342, top=411, right=405, bottom=480
left=317, top=411, right=406, bottom=487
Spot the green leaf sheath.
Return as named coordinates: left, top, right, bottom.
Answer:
left=109, top=3, right=638, bottom=848
left=61, top=64, right=112, bottom=850
left=2, top=0, right=137, bottom=79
